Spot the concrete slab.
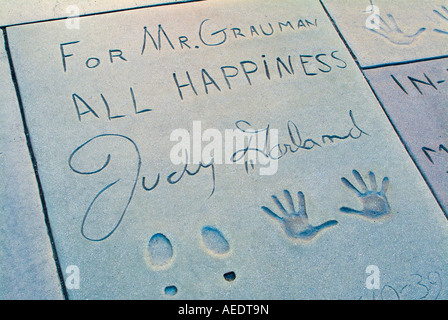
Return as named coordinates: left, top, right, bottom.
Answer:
left=0, top=0, right=202, bottom=27
left=321, top=0, right=448, bottom=67
left=4, top=0, right=448, bottom=299
left=0, top=31, right=63, bottom=300
left=364, top=58, right=448, bottom=217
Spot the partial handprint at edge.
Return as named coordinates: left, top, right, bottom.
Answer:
left=366, top=13, right=426, bottom=45
left=434, top=6, right=448, bottom=35
left=262, top=190, right=338, bottom=241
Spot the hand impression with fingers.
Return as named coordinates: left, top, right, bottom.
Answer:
left=262, top=190, right=338, bottom=241
left=340, top=170, right=391, bottom=220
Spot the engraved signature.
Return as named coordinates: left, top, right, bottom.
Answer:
left=69, top=110, right=368, bottom=241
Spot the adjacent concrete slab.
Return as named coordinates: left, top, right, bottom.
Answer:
left=6, top=0, right=448, bottom=299
left=321, top=0, right=448, bottom=67
left=364, top=58, right=448, bottom=216
left=0, top=0, right=201, bottom=27
left=0, top=31, right=63, bottom=300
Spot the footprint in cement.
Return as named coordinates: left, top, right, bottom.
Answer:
left=145, top=233, right=178, bottom=296
left=146, top=233, right=174, bottom=268
left=201, top=226, right=230, bottom=256
left=201, top=226, right=236, bottom=282
left=145, top=226, right=235, bottom=297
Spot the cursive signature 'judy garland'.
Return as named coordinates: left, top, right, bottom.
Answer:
left=68, top=110, right=368, bottom=241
